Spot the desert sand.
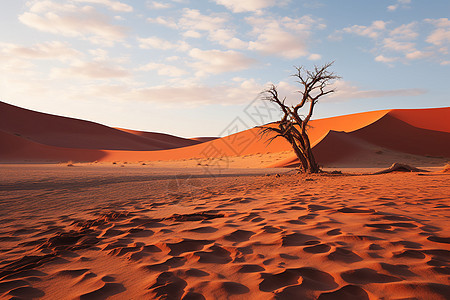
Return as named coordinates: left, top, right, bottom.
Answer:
left=0, top=164, right=449, bottom=299
left=0, top=103, right=449, bottom=299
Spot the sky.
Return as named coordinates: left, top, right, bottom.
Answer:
left=0, top=0, right=449, bottom=137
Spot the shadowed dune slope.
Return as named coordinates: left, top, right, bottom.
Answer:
left=351, top=113, right=450, bottom=157
left=0, top=101, right=200, bottom=151
left=114, top=128, right=201, bottom=148
left=0, top=130, right=105, bottom=162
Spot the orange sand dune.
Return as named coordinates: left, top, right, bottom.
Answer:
left=0, top=101, right=199, bottom=151
left=389, top=107, right=450, bottom=133
left=1, top=103, right=449, bottom=167
left=98, top=107, right=450, bottom=166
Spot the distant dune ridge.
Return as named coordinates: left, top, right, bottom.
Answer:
left=0, top=101, right=449, bottom=167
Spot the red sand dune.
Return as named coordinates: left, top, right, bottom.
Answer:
left=0, top=101, right=200, bottom=151
left=1, top=101, right=449, bottom=167
left=0, top=130, right=105, bottom=162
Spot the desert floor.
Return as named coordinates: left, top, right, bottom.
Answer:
left=0, top=164, right=449, bottom=299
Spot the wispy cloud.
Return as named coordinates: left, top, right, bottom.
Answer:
left=425, top=18, right=450, bottom=46
left=327, top=80, right=427, bottom=101
left=137, top=62, right=187, bottom=77
left=51, top=61, right=130, bottom=79
left=19, top=1, right=127, bottom=46
left=0, top=41, right=81, bottom=62
left=74, top=0, right=133, bottom=12
left=387, top=0, right=411, bottom=12
left=189, top=48, right=257, bottom=75
left=338, top=19, right=448, bottom=65
left=137, top=37, right=190, bottom=51
left=213, top=0, right=289, bottom=13
left=247, top=15, right=325, bottom=58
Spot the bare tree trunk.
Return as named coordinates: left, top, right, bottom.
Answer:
left=259, top=62, right=339, bottom=174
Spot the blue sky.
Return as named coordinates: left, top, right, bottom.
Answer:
left=0, top=0, right=449, bottom=137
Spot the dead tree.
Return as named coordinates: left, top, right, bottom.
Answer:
left=259, top=62, right=339, bottom=173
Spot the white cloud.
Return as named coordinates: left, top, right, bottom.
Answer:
left=0, top=41, right=81, bottom=62
left=89, top=48, right=109, bottom=61
left=147, top=9, right=247, bottom=50
left=19, top=2, right=127, bottom=46
left=178, top=9, right=247, bottom=49
left=425, top=18, right=450, bottom=46
left=81, top=79, right=264, bottom=106
left=179, top=9, right=226, bottom=32
left=146, top=16, right=178, bottom=29
left=387, top=0, right=411, bottom=12
left=390, top=22, right=418, bottom=40
left=137, top=37, right=190, bottom=51
left=343, top=20, right=387, bottom=39
left=183, top=30, right=202, bottom=38
left=147, top=1, right=172, bottom=9
left=405, top=50, right=430, bottom=60
left=308, top=53, right=322, bottom=60
left=327, top=80, right=427, bottom=101
left=387, top=5, right=398, bottom=11
left=51, top=61, right=130, bottom=79
left=213, top=0, right=288, bottom=13
left=247, top=16, right=324, bottom=59
left=339, top=19, right=449, bottom=64
left=166, top=56, right=180, bottom=61
left=382, top=38, right=415, bottom=52
left=138, top=62, right=187, bottom=77
left=208, top=29, right=248, bottom=49
left=375, top=55, right=397, bottom=63
left=74, top=0, right=133, bottom=12
left=189, top=48, right=256, bottom=74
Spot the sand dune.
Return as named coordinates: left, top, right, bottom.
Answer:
left=1, top=102, right=449, bottom=168
left=0, top=101, right=201, bottom=151
left=114, top=128, right=202, bottom=148
left=0, top=130, right=105, bottom=162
